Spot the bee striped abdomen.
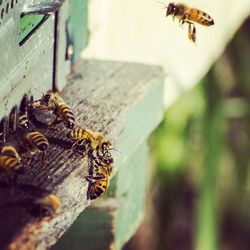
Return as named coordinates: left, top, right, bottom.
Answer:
left=70, top=127, right=84, bottom=140
left=32, top=194, right=61, bottom=218
left=27, top=132, right=49, bottom=151
left=86, top=162, right=113, bottom=200
left=87, top=178, right=108, bottom=200
left=189, top=9, right=214, bottom=26
left=19, top=112, right=29, bottom=129
left=0, top=146, right=21, bottom=171
left=56, top=103, right=75, bottom=129
left=0, top=156, right=21, bottom=170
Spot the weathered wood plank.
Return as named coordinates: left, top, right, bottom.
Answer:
left=0, top=59, right=164, bottom=250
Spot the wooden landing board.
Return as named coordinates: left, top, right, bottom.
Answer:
left=0, top=59, right=164, bottom=250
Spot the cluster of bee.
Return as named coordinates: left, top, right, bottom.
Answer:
left=0, top=90, right=114, bottom=219
left=159, top=2, right=214, bottom=43
left=69, top=127, right=114, bottom=200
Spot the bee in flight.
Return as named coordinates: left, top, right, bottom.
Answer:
left=69, top=127, right=113, bottom=165
left=86, top=162, right=113, bottom=200
left=159, top=2, right=214, bottom=43
left=22, top=131, right=49, bottom=165
left=30, top=194, right=61, bottom=218
left=30, top=90, right=75, bottom=129
left=0, top=145, right=23, bottom=185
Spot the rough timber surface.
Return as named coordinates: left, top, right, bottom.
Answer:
left=0, top=59, right=164, bottom=250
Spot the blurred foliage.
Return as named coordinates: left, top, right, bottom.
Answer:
left=124, top=17, right=250, bottom=250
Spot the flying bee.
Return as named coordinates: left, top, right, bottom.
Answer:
left=159, top=2, right=214, bottom=43
left=22, top=131, right=49, bottom=165
left=69, top=127, right=113, bottom=165
left=86, top=163, right=113, bottom=200
left=30, top=194, right=61, bottom=218
left=30, top=91, right=75, bottom=129
left=0, top=145, right=23, bottom=185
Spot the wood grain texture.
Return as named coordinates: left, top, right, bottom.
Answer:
left=0, top=59, right=164, bottom=250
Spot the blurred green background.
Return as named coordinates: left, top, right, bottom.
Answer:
left=123, top=18, right=250, bottom=250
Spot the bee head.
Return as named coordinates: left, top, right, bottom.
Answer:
left=166, top=2, right=175, bottom=16
left=40, top=92, right=56, bottom=111
left=41, top=94, right=51, bottom=104
left=65, top=120, right=75, bottom=129
left=38, top=143, right=48, bottom=151
left=105, top=157, right=113, bottom=165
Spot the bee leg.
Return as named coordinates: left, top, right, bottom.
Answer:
left=179, top=17, right=186, bottom=27
left=41, top=152, right=48, bottom=167
left=85, top=175, right=105, bottom=182
left=192, top=25, right=197, bottom=43
left=87, top=161, right=94, bottom=176
left=187, top=22, right=196, bottom=43
left=71, top=140, right=87, bottom=156
left=86, top=182, right=96, bottom=200
left=25, top=153, right=34, bottom=166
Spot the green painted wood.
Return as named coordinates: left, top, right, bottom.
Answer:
left=0, top=15, right=54, bottom=117
left=68, top=0, right=88, bottom=63
left=18, top=14, right=46, bottom=44
left=52, top=208, right=114, bottom=250
left=54, top=0, right=71, bottom=90
left=115, top=142, right=149, bottom=249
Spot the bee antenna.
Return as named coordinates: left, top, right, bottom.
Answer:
left=110, top=148, right=122, bottom=154
left=156, top=1, right=168, bottom=9
left=34, top=88, right=45, bottom=96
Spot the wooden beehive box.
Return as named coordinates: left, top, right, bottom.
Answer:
left=0, top=0, right=87, bottom=113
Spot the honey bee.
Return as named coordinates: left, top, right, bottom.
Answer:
left=0, top=117, right=8, bottom=144
left=19, top=94, right=31, bottom=130
left=31, top=194, right=61, bottom=218
left=22, top=131, right=49, bottom=165
left=160, top=2, right=214, bottom=43
left=7, top=95, right=32, bottom=135
left=30, top=91, right=75, bottom=129
left=86, top=163, right=113, bottom=200
left=0, top=145, right=23, bottom=185
left=69, top=127, right=113, bottom=165
left=9, top=106, right=18, bottom=133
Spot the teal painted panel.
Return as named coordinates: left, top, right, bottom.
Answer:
left=69, top=0, right=88, bottom=63
left=19, top=14, right=46, bottom=44
left=52, top=209, right=114, bottom=250
left=115, top=142, right=149, bottom=249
